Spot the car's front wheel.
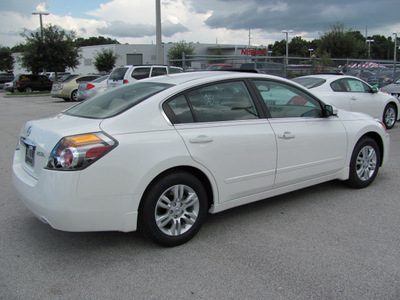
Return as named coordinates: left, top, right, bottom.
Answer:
left=383, top=104, right=396, bottom=129
left=346, top=137, right=380, bottom=189
left=138, top=172, right=208, bottom=247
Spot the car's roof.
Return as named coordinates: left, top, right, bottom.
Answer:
left=142, top=71, right=292, bottom=86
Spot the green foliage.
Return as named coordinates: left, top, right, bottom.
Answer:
left=167, top=41, right=195, bottom=67
left=75, top=36, right=120, bottom=47
left=0, top=46, right=14, bottom=72
left=94, top=48, right=118, bottom=73
left=317, top=23, right=367, bottom=58
left=21, top=24, right=81, bottom=75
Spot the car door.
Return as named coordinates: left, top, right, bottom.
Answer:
left=163, top=80, right=277, bottom=204
left=252, top=79, right=348, bottom=188
left=339, top=78, right=383, bottom=119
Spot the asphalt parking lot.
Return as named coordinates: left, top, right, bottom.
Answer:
left=0, top=91, right=399, bottom=299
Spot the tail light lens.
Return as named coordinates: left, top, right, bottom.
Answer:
left=86, top=83, right=95, bottom=90
left=123, top=80, right=129, bottom=84
left=46, top=132, right=118, bottom=171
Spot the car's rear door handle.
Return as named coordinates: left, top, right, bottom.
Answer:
left=189, top=135, right=213, bottom=144
left=350, top=96, right=357, bottom=100
left=278, top=131, right=295, bottom=140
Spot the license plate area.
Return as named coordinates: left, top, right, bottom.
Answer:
left=21, top=137, right=36, bottom=167
left=25, top=145, right=36, bottom=166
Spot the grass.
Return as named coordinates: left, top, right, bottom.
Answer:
left=6, top=91, right=51, bottom=96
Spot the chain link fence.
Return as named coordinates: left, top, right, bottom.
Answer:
left=169, top=54, right=400, bottom=87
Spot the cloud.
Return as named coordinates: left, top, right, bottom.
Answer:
left=98, top=20, right=189, bottom=38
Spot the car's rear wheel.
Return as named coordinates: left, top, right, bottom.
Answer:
left=383, top=104, right=396, bottom=129
left=71, top=90, right=78, bottom=101
left=138, top=172, right=208, bottom=247
left=346, top=137, right=380, bottom=189
left=25, top=87, right=33, bottom=93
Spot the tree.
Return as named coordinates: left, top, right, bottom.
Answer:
left=21, top=24, right=81, bottom=75
left=316, top=23, right=367, bottom=58
left=0, top=46, right=14, bottom=72
left=289, top=36, right=312, bottom=57
left=94, top=48, right=118, bottom=73
left=167, top=41, right=195, bottom=67
left=75, top=36, right=120, bottom=47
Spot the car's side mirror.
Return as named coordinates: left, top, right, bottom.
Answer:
left=325, top=104, right=337, bottom=116
left=371, top=87, right=378, bottom=93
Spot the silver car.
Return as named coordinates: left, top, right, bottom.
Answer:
left=77, top=75, right=109, bottom=101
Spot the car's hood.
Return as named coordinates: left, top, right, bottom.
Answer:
left=17, top=113, right=102, bottom=179
left=380, top=83, right=400, bottom=93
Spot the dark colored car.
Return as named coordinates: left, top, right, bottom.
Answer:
left=13, top=74, right=53, bottom=92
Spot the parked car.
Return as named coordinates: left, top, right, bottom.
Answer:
left=380, top=76, right=400, bottom=99
left=12, top=74, right=53, bottom=93
left=77, top=75, right=109, bottom=101
left=107, top=65, right=183, bottom=89
left=0, top=73, right=14, bottom=89
left=12, top=72, right=389, bottom=247
left=3, top=81, right=14, bottom=92
left=41, top=72, right=71, bottom=81
left=240, top=62, right=285, bottom=77
left=293, top=74, right=400, bottom=129
left=51, top=75, right=101, bottom=101
left=205, top=63, right=240, bottom=70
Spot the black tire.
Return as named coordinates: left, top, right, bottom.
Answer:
left=25, top=87, right=33, bottom=93
left=71, top=90, right=78, bottom=101
left=138, top=172, right=208, bottom=247
left=346, top=137, right=380, bottom=189
left=383, top=104, right=396, bottom=129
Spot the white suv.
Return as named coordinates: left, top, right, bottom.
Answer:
left=107, top=65, right=183, bottom=89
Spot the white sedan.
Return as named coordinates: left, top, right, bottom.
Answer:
left=13, top=72, right=389, bottom=246
left=293, top=74, right=400, bottom=129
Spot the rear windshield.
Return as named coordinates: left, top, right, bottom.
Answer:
left=292, top=77, right=326, bottom=89
left=64, top=81, right=173, bottom=119
left=109, top=68, right=128, bottom=81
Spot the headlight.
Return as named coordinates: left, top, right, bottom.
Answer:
left=46, top=132, right=117, bottom=171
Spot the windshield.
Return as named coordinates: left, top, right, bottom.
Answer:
left=292, top=77, right=326, bottom=89
left=109, top=68, right=128, bottom=81
left=64, top=81, right=173, bottom=119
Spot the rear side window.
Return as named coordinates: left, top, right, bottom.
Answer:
left=132, top=67, right=151, bottom=80
left=109, top=68, right=128, bottom=81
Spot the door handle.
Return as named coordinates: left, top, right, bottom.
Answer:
left=278, top=131, right=295, bottom=140
left=350, top=96, right=357, bottom=100
left=189, top=135, right=214, bottom=144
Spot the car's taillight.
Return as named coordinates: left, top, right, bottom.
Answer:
left=86, top=83, right=95, bottom=90
left=46, top=132, right=117, bottom=171
left=123, top=80, right=129, bottom=84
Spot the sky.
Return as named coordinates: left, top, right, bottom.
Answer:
left=1, top=0, right=400, bottom=48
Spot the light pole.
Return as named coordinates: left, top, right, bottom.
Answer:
left=308, top=48, right=314, bottom=57
left=155, top=0, right=163, bottom=65
left=393, top=32, right=398, bottom=72
left=366, top=39, right=374, bottom=59
left=282, top=30, right=293, bottom=65
left=32, top=10, right=49, bottom=39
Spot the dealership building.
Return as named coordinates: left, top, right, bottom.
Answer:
left=12, top=42, right=268, bottom=75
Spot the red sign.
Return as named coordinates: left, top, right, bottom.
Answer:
left=241, top=49, right=267, bottom=56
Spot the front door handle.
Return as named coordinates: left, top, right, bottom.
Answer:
left=278, top=131, right=295, bottom=140
left=189, top=135, right=214, bottom=144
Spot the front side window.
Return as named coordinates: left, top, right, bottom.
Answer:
left=151, top=67, right=167, bottom=77
left=132, top=67, right=151, bottom=80
left=341, top=79, right=371, bottom=92
left=253, top=80, right=322, bottom=118
left=186, top=81, right=258, bottom=122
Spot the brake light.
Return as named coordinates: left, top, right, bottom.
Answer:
left=123, top=80, right=129, bottom=84
left=86, top=83, right=95, bottom=90
left=46, top=132, right=117, bottom=171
